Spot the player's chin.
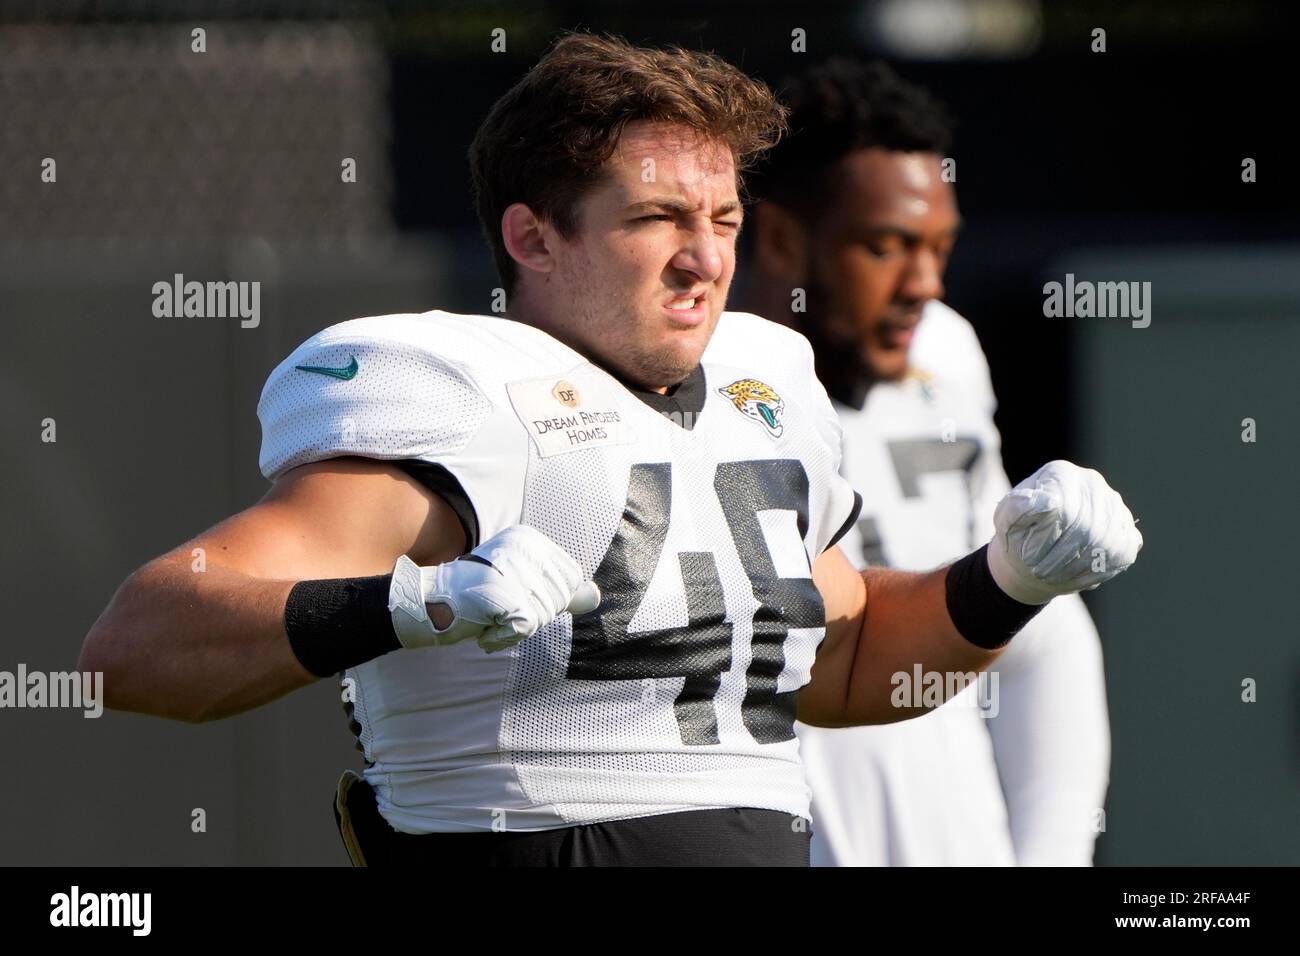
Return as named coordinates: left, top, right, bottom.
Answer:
left=865, top=343, right=910, bottom=382
left=643, top=333, right=708, bottom=384
left=657, top=312, right=712, bottom=346
left=660, top=347, right=706, bottom=382
left=669, top=323, right=713, bottom=356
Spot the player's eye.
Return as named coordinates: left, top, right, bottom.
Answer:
left=636, top=214, right=673, bottom=223
left=862, top=235, right=905, bottom=257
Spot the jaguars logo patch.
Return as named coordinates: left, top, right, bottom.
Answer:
left=718, top=378, right=785, bottom=438
left=906, top=366, right=936, bottom=404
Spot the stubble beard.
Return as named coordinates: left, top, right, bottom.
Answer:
left=568, top=271, right=710, bottom=390
left=588, top=303, right=704, bottom=390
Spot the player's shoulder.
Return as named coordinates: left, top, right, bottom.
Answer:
left=263, top=308, right=574, bottom=402
left=282, top=309, right=564, bottom=369
left=907, top=300, right=995, bottom=412
left=909, top=300, right=986, bottom=376
left=705, top=310, right=817, bottom=377
left=705, top=311, right=844, bottom=435
left=257, top=310, right=540, bottom=481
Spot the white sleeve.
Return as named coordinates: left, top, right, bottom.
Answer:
left=256, top=327, right=499, bottom=549
left=985, top=594, right=1111, bottom=865
left=257, top=329, right=493, bottom=481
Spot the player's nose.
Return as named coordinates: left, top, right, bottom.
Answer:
left=670, top=221, right=726, bottom=284
left=899, top=247, right=945, bottom=303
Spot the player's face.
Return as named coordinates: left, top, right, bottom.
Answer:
left=807, top=149, right=960, bottom=382
left=549, top=121, right=742, bottom=391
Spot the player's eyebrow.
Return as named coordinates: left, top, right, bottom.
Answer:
left=626, top=197, right=744, bottom=220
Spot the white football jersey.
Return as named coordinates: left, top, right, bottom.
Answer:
left=795, top=300, right=1108, bottom=867
left=832, top=300, right=1004, bottom=571
left=258, top=309, right=860, bottom=833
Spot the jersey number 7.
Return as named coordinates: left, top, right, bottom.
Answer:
left=567, top=460, right=824, bottom=747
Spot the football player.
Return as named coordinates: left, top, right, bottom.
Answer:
left=746, top=59, right=1111, bottom=866
left=79, top=33, right=1140, bottom=866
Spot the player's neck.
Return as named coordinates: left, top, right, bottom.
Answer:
left=822, top=363, right=874, bottom=410
left=748, top=295, right=874, bottom=409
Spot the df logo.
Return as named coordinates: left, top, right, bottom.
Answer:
left=551, top=380, right=581, bottom=408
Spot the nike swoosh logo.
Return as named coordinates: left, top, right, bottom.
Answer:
left=294, top=355, right=358, bottom=380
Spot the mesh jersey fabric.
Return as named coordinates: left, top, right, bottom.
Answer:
left=258, top=309, right=860, bottom=833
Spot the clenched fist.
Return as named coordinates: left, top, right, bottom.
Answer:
left=387, top=524, right=602, bottom=653
left=987, top=460, right=1143, bottom=605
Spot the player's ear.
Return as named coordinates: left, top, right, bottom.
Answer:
left=501, top=202, right=556, bottom=278
left=751, top=200, right=809, bottom=284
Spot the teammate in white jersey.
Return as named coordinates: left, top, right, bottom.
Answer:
left=746, top=59, right=1110, bottom=865
left=80, top=35, right=1138, bottom=866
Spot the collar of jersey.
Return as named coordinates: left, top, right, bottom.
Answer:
left=614, top=363, right=707, bottom=431
left=496, top=314, right=707, bottom=431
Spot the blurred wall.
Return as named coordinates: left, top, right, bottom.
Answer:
left=0, top=239, right=450, bottom=864
left=1067, top=245, right=1300, bottom=865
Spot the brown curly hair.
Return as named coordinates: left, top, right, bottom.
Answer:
left=469, top=31, right=789, bottom=296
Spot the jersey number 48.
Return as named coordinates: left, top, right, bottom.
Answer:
left=567, top=460, right=824, bottom=747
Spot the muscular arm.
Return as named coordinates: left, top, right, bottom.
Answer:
left=798, top=545, right=1007, bottom=727
left=77, top=457, right=466, bottom=723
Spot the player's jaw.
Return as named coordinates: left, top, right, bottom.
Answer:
left=806, top=268, right=918, bottom=385
left=867, top=305, right=923, bottom=373
left=635, top=284, right=723, bottom=382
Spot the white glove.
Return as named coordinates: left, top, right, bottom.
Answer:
left=987, top=460, right=1143, bottom=605
left=387, top=525, right=601, bottom=653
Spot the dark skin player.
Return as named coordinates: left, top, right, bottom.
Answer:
left=749, top=149, right=961, bottom=404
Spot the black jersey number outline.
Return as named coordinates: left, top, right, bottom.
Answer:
left=567, top=460, right=824, bottom=747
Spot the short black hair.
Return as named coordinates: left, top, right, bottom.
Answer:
left=748, top=58, right=953, bottom=217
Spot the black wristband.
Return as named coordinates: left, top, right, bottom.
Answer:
left=284, top=574, right=402, bottom=677
left=944, top=544, right=1046, bottom=649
